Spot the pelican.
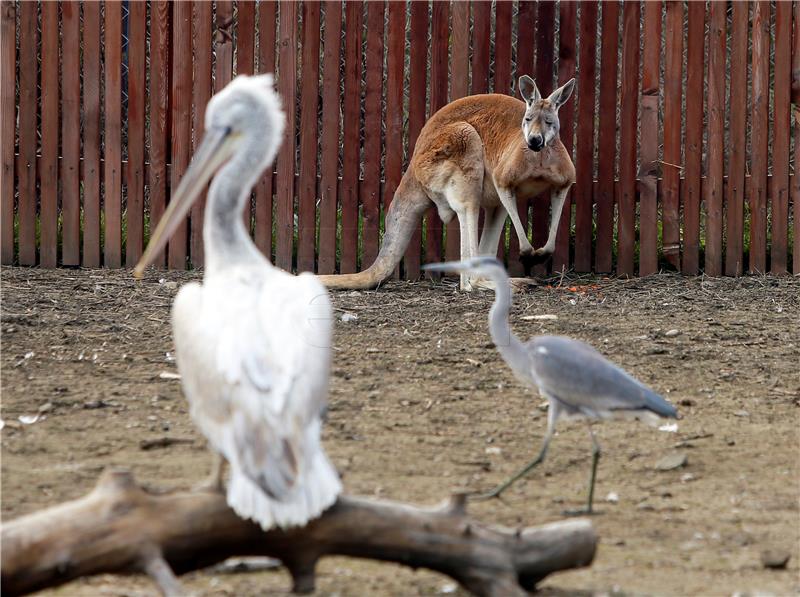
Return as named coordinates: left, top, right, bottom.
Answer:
left=134, top=74, right=341, bottom=529
left=423, top=257, right=678, bottom=514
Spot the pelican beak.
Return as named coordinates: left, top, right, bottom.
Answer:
left=422, top=260, right=471, bottom=274
left=133, top=126, right=239, bottom=278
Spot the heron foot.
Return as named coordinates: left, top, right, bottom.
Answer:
left=561, top=507, right=602, bottom=517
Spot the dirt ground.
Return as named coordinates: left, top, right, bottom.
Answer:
left=2, top=267, right=799, bottom=596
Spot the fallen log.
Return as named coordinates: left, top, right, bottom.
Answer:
left=1, top=468, right=596, bottom=596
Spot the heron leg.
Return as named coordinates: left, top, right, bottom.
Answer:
left=564, top=425, right=602, bottom=516
left=473, top=432, right=552, bottom=501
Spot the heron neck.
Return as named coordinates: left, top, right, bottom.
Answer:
left=488, top=272, right=530, bottom=378
left=203, top=148, right=266, bottom=275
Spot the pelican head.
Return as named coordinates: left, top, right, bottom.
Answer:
left=134, top=74, right=285, bottom=277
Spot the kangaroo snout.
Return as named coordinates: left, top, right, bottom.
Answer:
left=527, top=134, right=544, bottom=152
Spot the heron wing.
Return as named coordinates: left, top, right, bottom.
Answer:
left=173, top=268, right=333, bottom=499
left=526, top=335, right=677, bottom=418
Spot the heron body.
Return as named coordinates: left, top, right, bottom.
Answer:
left=423, top=256, right=678, bottom=512
left=135, top=75, right=341, bottom=529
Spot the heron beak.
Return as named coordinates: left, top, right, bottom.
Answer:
left=133, top=126, right=238, bottom=278
left=422, top=260, right=471, bottom=274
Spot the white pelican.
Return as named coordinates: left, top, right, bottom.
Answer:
left=134, top=74, right=341, bottom=529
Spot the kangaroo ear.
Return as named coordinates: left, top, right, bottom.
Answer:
left=547, top=78, right=576, bottom=109
left=518, top=75, right=541, bottom=104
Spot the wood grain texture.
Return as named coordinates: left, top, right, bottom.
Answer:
left=103, top=1, right=122, bottom=268
left=297, top=1, right=321, bottom=273
left=749, top=0, right=769, bottom=273
left=682, top=0, right=705, bottom=275
left=617, top=0, right=640, bottom=277
left=638, top=0, right=661, bottom=276
left=81, top=2, right=101, bottom=267
left=61, top=1, right=81, bottom=266
left=39, top=1, right=59, bottom=267
left=573, top=0, right=597, bottom=273
left=255, top=0, right=277, bottom=262
left=661, top=0, right=682, bottom=271
left=793, top=0, right=800, bottom=274
left=317, top=0, right=341, bottom=275
left=725, top=1, right=748, bottom=276
left=704, top=0, right=725, bottom=276
left=0, top=1, right=14, bottom=264
left=236, top=0, right=256, bottom=233
left=125, top=0, right=147, bottom=267
left=493, top=0, right=512, bottom=95
left=16, top=0, right=36, bottom=265
left=770, top=0, right=791, bottom=274
left=552, top=0, right=576, bottom=273
left=470, top=1, right=491, bottom=96
left=148, top=1, right=170, bottom=269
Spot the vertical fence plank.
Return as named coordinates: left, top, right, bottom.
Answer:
left=509, top=0, right=536, bottom=275
left=103, top=1, right=122, bottom=267
left=82, top=1, right=101, bottom=267
left=404, top=1, right=427, bottom=279
left=532, top=0, right=555, bottom=274
left=317, top=0, right=340, bottom=274
left=704, top=0, right=725, bottom=276
left=62, top=1, right=81, bottom=265
left=148, top=0, right=170, bottom=268
left=471, top=1, right=490, bottom=95
left=573, top=0, right=597, bottom=273
left=360, top=1, right=383, bottom=271
left=661, top=0, right=683, bottom=271
left=168, top=1, right=192, bottom=270
left=639, top=0, right=661, bottom=276
left=384, top=1, right=405, bottom=277
left=297, top=1, right=320, bottom=273
left=493, top=0, right=512, bottom=95
left=552, top=0, right=576, bottom=273
left=446, top=0, right=469, bottom=263
left=190, top=1, right=212, bottom=267
left=339, top=1, right=361, bottom=274
left=126, top=0, right=146, bottom=267
left=0, top=1, right=14, bottom=264
left=39, top=1, right=59, bottom=267
left=770, top=0, right=791, bottom=274
left=749, top=0, right=769, bottom=273
left=725, top=1, right=748, bottom=276
left=255, top=0, right=277, bottom=261
left=617, top=0, right=640, bottom=276
left=425, top=0, right=449, bottom=268
left=16, top=0, right=36, bottom=265
left=236, top=0, right=256, bottom=233
left=793, top=0, right=800, bottom=275
left=682, top=1, right=705, bottom=275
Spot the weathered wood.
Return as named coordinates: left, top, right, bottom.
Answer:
left=298, top=1, right=321, bottom=273
left=0, top=1, right=14, bottom=265
left=639, top=0, right=661, bottom=276
left=255, top=0, right=277, bottom=262
left=682, top=0, right=705, bottom=275
left=126, top=0, right=147, bottom=267
left=317, top=0, right=341, bottom=275
left=770, top=0, right=791, bottom=275
left=340, top=1, right=361, bottom=274
left=749, top=0, right=769, bottom=273
left=725, top=1, right=747, bottom=276
left=617, top=0, right=640, bottom=277
left=82, top=1, right=101, bottom=267
left=360, top=1, right=384, bottom=271
left=793, top=0, right=800, bottom=275
left=103, top=1, right=122, bottom=268
left=704, top=0, right=725, bottom=277
left=493, top=0, right=513, bottom=95
left=662, top=0, right=682, bottom=271
left=237, top=0, right=257, bottom=234
left=148, top=1, right=171, bottom=269
left=16, top=0, right=36, bottom=265
left=39, top=1, right=59, bottom=267
left=470, top=1, right=491, bottom=95
left=595, top=0, right=619, bottom=273
left=0, top=469, right=597, bottom=597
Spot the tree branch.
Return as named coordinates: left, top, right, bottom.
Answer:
left=1, top=468, right=596, bottom=597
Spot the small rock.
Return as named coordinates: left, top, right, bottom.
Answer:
left=636, top=502, right=655, bottom=511
left=340, top=312, right=358, bottom=323
left=38, top=402, right=53, bottom=414
left=521, top=314, right=558, bottom=321
left=734, top=410, right=750, bottom=418
left=485, top=446, right=502, bottom=456
left=665, top=329, right=680, bottom=337
left=680, top=473, right=695, bottom=483
left=679, top=398, right=695, bottom=407
left=164, top=281, right=178, bottom=291
left=761, top=549, right=790, bottom=569
left=655, top=452, right=688, bottom=471
left=605, top=491, right=619, bottom=504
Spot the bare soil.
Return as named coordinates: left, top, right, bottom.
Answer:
left=2, top=267, right=799, bottom=596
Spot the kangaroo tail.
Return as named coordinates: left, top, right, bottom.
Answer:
left=317, top=173, right=430, bottom=290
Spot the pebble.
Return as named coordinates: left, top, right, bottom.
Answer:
left=655, top=452, right=688, bottom=471
left=340, top=312, right=358, bottom=323
left=761, top=549, right=790, bottom=569
left=665, top=329, right=680, bottom=337
left=734, top=410, right=750, bottom=418
left=605, top=492, right=619, bottom=504
left=164, top=281, right=178, bottom=291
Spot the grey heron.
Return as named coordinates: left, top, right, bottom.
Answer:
left=134, top=74, right=341, bottom=529
left=423, top=257, right=678, bottom=514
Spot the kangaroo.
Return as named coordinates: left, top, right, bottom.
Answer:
left=317, top=75, right=576, bottom=291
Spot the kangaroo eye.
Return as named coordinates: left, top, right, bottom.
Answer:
left=524, top=116, right=533, bottom=123
left=544, top=116, right=555, bottom=125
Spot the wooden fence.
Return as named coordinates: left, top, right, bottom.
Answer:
left=1, top=1, right=798, bottom=276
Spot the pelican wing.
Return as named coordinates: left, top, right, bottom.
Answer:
left=526, top=335, right=677, bottom=418
left=173, top=268, right=333, bottom=500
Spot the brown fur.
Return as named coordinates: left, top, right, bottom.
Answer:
left=318, top=91, right=575, bottom=290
